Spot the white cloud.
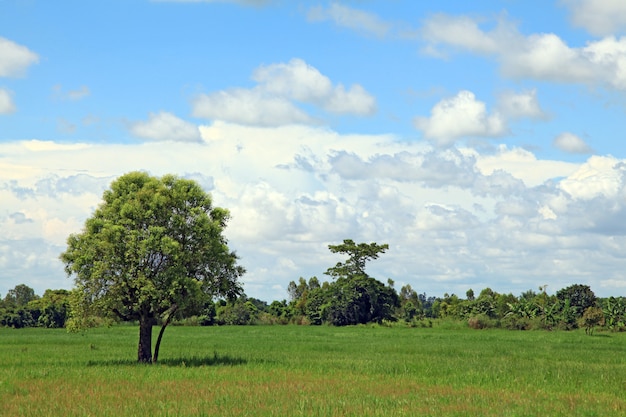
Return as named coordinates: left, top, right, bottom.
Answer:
left=192, top=89, right=313, bottom=127
left=3, top=125, right=626, bottom=300
left=253, top=59, right=334, bottom=103
left=473, top=145, right=579, bottom=187
left=192, top=58, right=376, bottom=126
left=421, top=13, right=626, bottom=91
left=0, top=37, right=39, bottom=77
left=497, top=89, right=546, bottom=120
left=421, top=13, right=505, bottom=55
left=129, top=112, right=202, bottom=143
left=553, top=132, right=593, bottom=154
left=559, top=155, right=624, bottom=199
left=414, top=90, right=507, bottom=146
left=563, top=0, right=626, bottom=36
left=307, top=3, right=391, bottom=38
left=0, top=88, right=16, bottom=114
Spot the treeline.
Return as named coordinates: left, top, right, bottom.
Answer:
left=183, top=280, right=624, bottom=335
left=1, top=281, right=625, bottom=333
left=0, top=284, right=70, bottom=329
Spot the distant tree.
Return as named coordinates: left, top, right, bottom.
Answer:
left=3, top=284, right=38, bottom=309
left=556, top=284, right=596, bottom=318
left=287, top=277, right=320, bottom=318
left=325, top=239, right=389, bottom=279
left=399, top=284, right=422, bottom=321
left=601, top=297, right=626, bottom=331
left=216, top=297, right=257, bottom=325
left=60, top=172, right=244, bottom=363
left=32, top=289, right=72, bottom=328
left=303, top=240, right=398, bottom=326
left=579, top=306, right=605, bottom=335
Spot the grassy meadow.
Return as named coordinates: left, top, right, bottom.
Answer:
left=0, top=324, right=625, bottom=416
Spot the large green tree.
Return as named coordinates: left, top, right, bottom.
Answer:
left=60, top=172, right=244, bottom=363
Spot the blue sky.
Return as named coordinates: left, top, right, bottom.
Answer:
left=3, top=0, right=626, bottom=302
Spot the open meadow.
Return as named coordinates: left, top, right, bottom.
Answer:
left=1, top=324, right=625, bottom=417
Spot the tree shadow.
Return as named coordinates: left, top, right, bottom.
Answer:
left=159, top=352, right=247, bottom=367
left=86, top=351, right=247, bottom=367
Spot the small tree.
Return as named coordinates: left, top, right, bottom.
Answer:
left=61, top=172, right=244, bottom=363
left=579, top=306, right=605, bottom=335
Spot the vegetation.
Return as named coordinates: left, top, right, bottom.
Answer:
left=59, top=172, right=244, bottom=362
left=1, top=325, right=624, bottom=417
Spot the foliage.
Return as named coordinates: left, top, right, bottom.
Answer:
left=288, top=239, right=398, bottom=326
left=579, top=306, right=605, bottom=335
left=556, top=284, right=597, bottom=319
left=306, top=275, right=399, bottom=326
left=467, top=313, right=498, bottom=329
left=29, top=289, right=72, bottom=328
left=2, top=283, right=39, bottom=308
left=59, top=171, right=244, bottom=362
left=324, top=239, right=388, bottom=279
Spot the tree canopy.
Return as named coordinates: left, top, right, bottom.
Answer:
left=60, top=172, right=244, bottom=362
left=325, top=239, right=389, bottom=279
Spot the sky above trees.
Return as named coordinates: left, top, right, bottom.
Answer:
left=2, top=0, right=626, bottom=301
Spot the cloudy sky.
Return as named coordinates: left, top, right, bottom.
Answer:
left=3, top=0, right=626, bottom=302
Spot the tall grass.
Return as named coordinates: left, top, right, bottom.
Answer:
left=1, top=324, right=624, bottom=416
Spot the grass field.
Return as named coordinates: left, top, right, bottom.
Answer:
left=1, top=323, right=625, bottom=416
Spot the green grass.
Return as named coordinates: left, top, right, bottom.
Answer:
left=1, top=324, right=625, bottom=416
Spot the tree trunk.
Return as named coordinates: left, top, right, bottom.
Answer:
left=153, top=304, right=178, bottom=363
left=138, top=316, right=153, bottom=363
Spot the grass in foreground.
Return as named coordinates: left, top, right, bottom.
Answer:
left=0, top=324, right=625, bottom=416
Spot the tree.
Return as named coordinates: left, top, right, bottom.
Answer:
left=556, top=284, right=596, bottom=319
left=60, top=172, right=244, bottom=363
left=602, top=297, right=626, bottom=331
left=3, top=284, right=38, bottom=309
left=325, top=239, right=389, bottom=279
left=29, top=289, right=71, bottom=328
left=579, top=306, right=604, bottom=335
left=305, top=240, right=398, bottom=326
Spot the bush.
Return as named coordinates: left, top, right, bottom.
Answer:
left=501, top=315, right=531, bottom=330
left=468, top=314, right=498, bottom=329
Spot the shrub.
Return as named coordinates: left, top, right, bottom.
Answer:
left=501, top=315, right=531, bottom=330
left=468, top=314, right=498, bottom=329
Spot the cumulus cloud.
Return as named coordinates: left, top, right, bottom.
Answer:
left=129, top=112, right=202, bottom=143
left=496, top=89, right=546, bottom=120
left=421, top=13, right=626, bottom=91
left=193, top=89, right=313, bottom=127
left=192, top=58, right=376, bottom=126
left=0, top=37, right=39, bottom=77
left=421, top=13, right=507, bottom=55
left=307, top=3, right=391, bottom=38
left=3, top=125, right=626, bottom=300
left=553, top=132, right=593, bottom=154
left=0, top=89, right=16, bottom=114
left=563, top=0, right=626, bottom=36
left=414, top=90, right=506, bottom=146
left=559, top=155, right=624, bottom=199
